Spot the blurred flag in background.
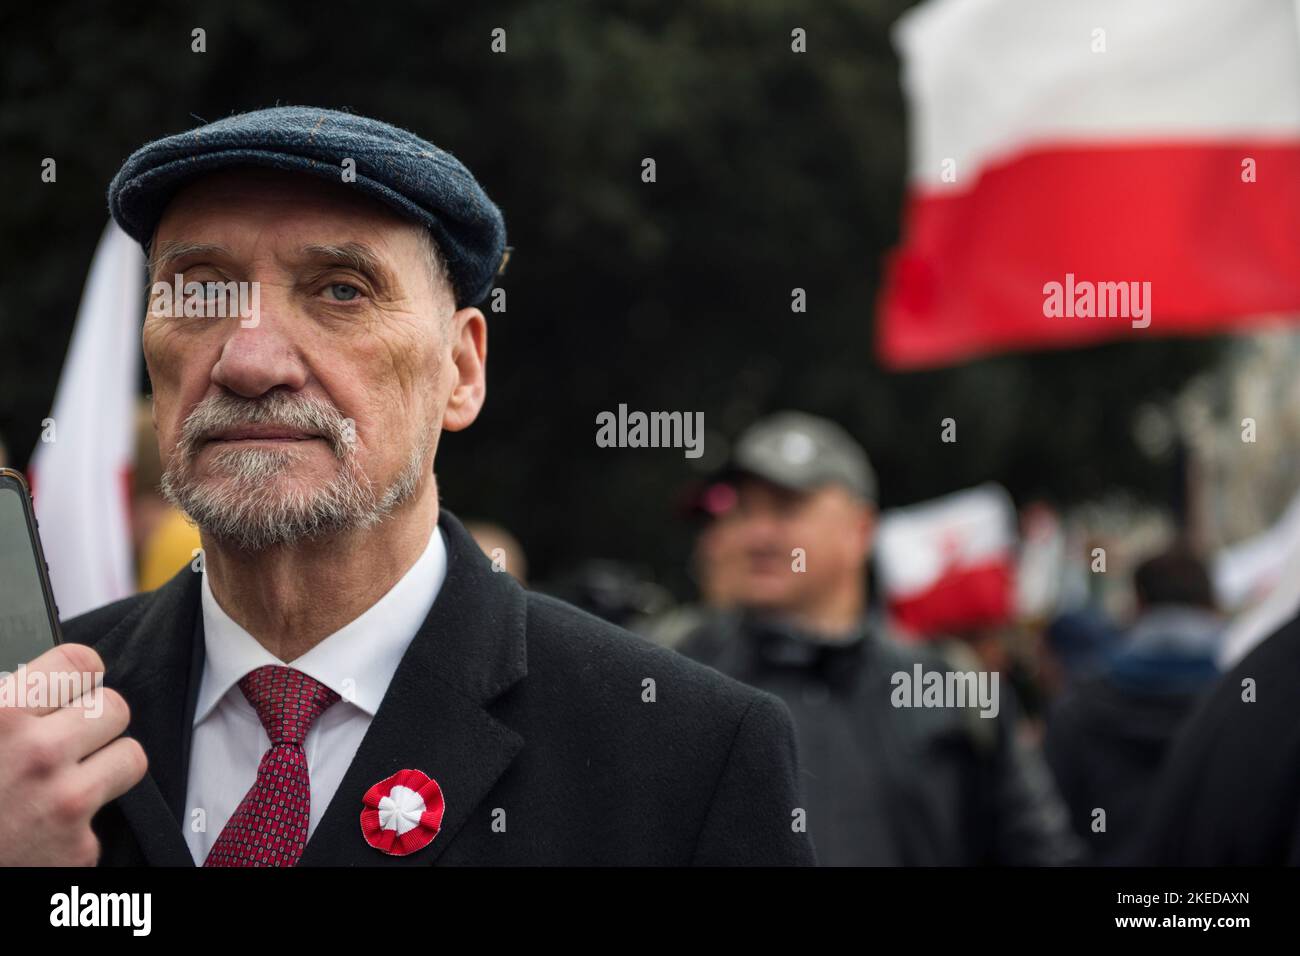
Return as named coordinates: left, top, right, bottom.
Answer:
left=877, top=483, right=1017, bottom=637
left=28, top=221, right=143, bottom=619
left=880, top=0, right=1300, bottom=369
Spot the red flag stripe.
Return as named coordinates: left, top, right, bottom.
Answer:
left=879, top=141, right=1300, bottom=369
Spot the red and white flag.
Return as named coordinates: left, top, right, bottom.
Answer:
left=879, top=0, right=1300, bottom=369
left=28, top=221, right=144, bottom=619
left=876, top=484, right=1017, bottom=637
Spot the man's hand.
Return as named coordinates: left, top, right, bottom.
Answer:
left=0, top=643, right=147, bottom=866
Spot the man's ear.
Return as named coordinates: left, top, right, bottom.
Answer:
left=441, top=307, right=487, bottom=432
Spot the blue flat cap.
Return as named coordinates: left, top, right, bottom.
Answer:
left=108, top=105, right=508, bottom=307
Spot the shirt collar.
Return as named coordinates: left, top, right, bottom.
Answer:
left=194, top=520, right=448, bottom=725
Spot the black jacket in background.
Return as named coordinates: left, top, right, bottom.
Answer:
left=1142, top=610, right=1300, bottom=865
left=61, top=510, right=816, bottom=866
left=680, top=611, right=1083, bottom=866
left=1044, top=606, right=1222, bottom=865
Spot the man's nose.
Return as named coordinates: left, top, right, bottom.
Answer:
left=210, top=298, right=309, bottom=398
left=738, top=510, right=782, bottom=546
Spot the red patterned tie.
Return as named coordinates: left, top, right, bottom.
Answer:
left=203, top=665, right=341, bottom=867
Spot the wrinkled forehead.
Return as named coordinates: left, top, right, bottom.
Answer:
left=151, top=166, right=426, bottom=257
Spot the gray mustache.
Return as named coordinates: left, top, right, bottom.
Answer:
left=177, top=393, right=354, bottom=458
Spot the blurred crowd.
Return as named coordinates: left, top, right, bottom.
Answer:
left=473, top=411, right=1274, bottom=865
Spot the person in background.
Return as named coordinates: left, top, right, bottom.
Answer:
left=464, top=520, right=528, bottom=585
left=1045, top=547, right=1224, bottom=864
left=689, top=484, right=748, bottom=611
left=638, top=480, right=746, bottom=649
left=678, top=411, right=1083, bottom=865
left=541, top=559, right=674, bottom=631
left=1041, top=608, right=1122, bottom=699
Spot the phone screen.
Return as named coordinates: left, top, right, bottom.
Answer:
left=0, top=476, right=60, bottom=674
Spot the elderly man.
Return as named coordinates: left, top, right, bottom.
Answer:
left=0, top=107, right=813, bottom=866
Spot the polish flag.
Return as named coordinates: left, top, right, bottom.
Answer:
left=879, top=0, right=1300, bottom=369
left=876, top=484, right=1017, bottom=637
left=28, top=221, right=144, bottom=619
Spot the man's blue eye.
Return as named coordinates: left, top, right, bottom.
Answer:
left=328, top=283, right=360, bottom=301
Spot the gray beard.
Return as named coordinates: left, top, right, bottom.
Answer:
left=160, top=413, right=432, bottom=552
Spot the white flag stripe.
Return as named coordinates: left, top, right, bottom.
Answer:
left=895, top=0, right=1300, bottom=189
left=1218, top=539, right=1300, bottom=668
left=29, top=221, right=143, bottom=619
left=876, top=484, right=1016, bottom=597
left=1213, top=485, right=1300, bottom=609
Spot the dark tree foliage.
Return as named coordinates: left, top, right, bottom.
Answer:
left=0, top=1, right=1226, bottom=593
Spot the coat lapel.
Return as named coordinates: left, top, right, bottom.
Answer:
left=296, top=509, right=528, bottom=865
left=101, top=508, right=526, bottom=867
left=95, top=564, right=205, bottom=866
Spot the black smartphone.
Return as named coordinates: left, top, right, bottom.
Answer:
left=0, top=467, right=62, bottom=673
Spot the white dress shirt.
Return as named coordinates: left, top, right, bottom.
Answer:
left=183, top=521, right=448, bottom=865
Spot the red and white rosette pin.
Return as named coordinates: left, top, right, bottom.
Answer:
left=360, top=769, right=445, bottom=856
